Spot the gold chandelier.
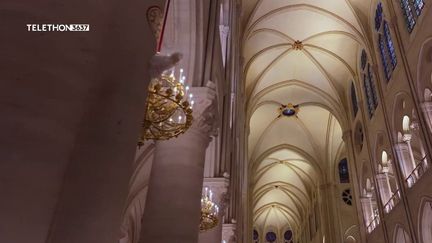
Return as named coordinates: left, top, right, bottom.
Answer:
left=200, top=187, right=220, bottom=232
left=138, top=69, right=193, bottom=145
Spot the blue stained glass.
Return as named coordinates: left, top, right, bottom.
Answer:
left=367, top=64, right=379, bottom=109
left=413, top=0, right=425, bottom=16
left=339, top=158, right=350, bottom=183
left=284, top=230, right=293, bottom=240
left=401, top=0, right=416, bottom=32
left=351, top=83, right=358, bottom=118
left=384, top=22, right=397, bottom=69
left=363, top=74, right=374, bottom=118
left=379, top=34, right=391, bottom=81
left=266, top=232, right=277, bottom=242
left=253, top=230, right=259, bottom=241
left=375, top=3, right=383, bottom=31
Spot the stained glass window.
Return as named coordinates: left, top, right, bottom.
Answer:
left=254, top=229, right=259, bottom=243
left=363, top=74, right=374, bottom=118
left=375, top=3, right=397, bottom=82
left=400, top=0, right=425, bottom=32
left=378, top=34, right=391, bottom=81
left=339, top=158, right=350, bottom=183
left=413, top=0, right=425, bottom=16
left=360, top=49, right=377, bottom=118
left=284, top=230, right=293, bottom=243
left=375, top=3, right=383, bottom=31
left=384, top=22, right=397, bottom=69
left=351, top=83, right=358, bottom=118
left=266, top=232, right=277, bottom=243
left=401, top=0, right=416, bottom=32
left=367, top=64, right=379, bottom=109
left=342, top=189, right=353, bottom=205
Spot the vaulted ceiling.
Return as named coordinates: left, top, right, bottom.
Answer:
left=242, top=0, right=369, bottom=240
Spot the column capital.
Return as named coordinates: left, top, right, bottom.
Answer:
left=203, top=177, right=230, bottom=207
left=222, top=223, right=237, bottom=243
left=402, top=133, right=412, bottom=143
left=190, top=81, right=219, bottom=138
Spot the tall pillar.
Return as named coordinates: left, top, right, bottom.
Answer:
left=403, top=134, right=417, bottom=171
left=395, top=143, right=414, bottom=179
left=0, top=1, right=164, bottom=242
left=139, top=84, right=218, bottom=243
left=198, top=177, right=229, bottom=243
left=376, top=173, right=392, bottom=212
left=360, top=197, right=370, bottom=227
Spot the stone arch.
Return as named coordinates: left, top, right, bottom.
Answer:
left=343, top=224, right=360, bottom=243
left=416, top=37, right=432, bottom=100
left=417, top=37, right=432, bottom=133
left=392, top=92, right=427, bottom=185
left=345, top=235, right=356, bottom=243
left=418, top=197, right=432, bottom=243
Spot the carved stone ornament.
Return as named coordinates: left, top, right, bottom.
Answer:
left=190, top=81, right=219, bottom=137
left=146, top=6, right=164, bottom=44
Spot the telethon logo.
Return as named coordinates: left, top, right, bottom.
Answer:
left=27, top=24, right=90, bottom=32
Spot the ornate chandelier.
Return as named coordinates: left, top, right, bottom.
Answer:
left=138, top=68, right=194, bottom=145
left=200, top=187, right=220, bottom=232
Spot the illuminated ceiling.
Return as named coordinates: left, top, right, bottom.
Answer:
left=243, top=0, right=368, bottom=238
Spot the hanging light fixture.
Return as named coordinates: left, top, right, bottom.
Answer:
left=138, top=68, right=194, bottom=145
left=200, top=187, right=219, bottom=232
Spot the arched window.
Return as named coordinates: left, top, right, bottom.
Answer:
left=339, top=158, right=350, bottom=183
left=253, top=229, right=259, bottom=243
left=360, top=50, right=379, bottom=118
left=375, top=3, right=397, bottom=81
left=351, top=82, right=359, bottom=118
left=284, top=230, right=293, bottom=243
left=400, top=0, right=425, bottom=32
left=265, top=232, right=277, bottom=243
left=362, top=63, right=379, bottom=118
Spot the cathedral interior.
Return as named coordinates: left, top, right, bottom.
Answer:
left=1, top=0, right=432, bottom=243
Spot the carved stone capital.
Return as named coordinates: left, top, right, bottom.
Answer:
left=222, top=223, right=237, bottom=243
left=203, top=177, right=229, bottom=207
left=402, top=133, right=412, bottom=143
left=189, top=81, right=219, bottom=138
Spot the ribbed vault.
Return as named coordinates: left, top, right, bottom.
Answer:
left=243, top=0, right=367, bottom=240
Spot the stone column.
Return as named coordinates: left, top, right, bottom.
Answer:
left=139, top=84, right=218, bottom=243
left=395, top=143, right=414, bottom=179
left=219, top=25, right=230, bottom=66
left=403, top=134, right=418, bottom=175
left=198, top=177, right=229, bottom=243
left=421, top=102, right=432, bottom=133
left=360, top=196, right=373, bottom=232
left=376, top=173, right=392, bottom=212
left=222, top=223, right=236, bottom=243
left=0, top=1, right=164, bottom=242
